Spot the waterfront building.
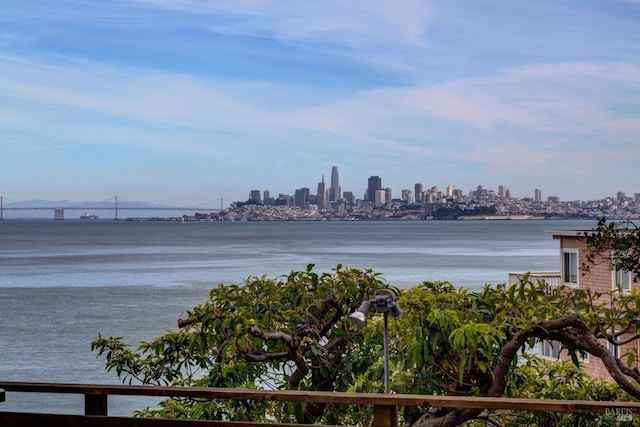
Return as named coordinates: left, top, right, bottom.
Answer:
left=263, top=190, right=275, bottom=206
left=505, top=188, right=512, bottom=199
left=249, top=190, right=262, bottom=204
left=367, top=176, right=382, bottom=202
left=548, top=196, right=560, bottom=203
left=402, top=190, right=414, bottom=204
left=415, top=183, right=423, bottom=203
left=471, top=185, right=488, bottom=199
left=275, top=193, right=293, bottom=207
left=446, top=185, right=453, bottom=197
left=294, top=188, right=310, bottom=209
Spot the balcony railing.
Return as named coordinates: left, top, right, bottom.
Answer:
left=508, top=271, right=561, bottom=287
left=2, top=382, right=640, bottom=427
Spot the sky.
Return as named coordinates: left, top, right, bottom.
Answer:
left=1, top=0, right=639, bottom=207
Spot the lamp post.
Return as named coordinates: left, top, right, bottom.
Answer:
left=349, top=289, right=401, bottom=393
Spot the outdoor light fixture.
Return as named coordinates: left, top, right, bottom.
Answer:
left=349, top=289, right=401, bottom=393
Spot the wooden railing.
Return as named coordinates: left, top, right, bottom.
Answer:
left=1, top=382, right=640, bottom=427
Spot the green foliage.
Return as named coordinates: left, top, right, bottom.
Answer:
left=500, top=357, right=630, bottom=427
left=92, top=264, right=390, bottom=424
left=390, top=278, right=640, bottom=426
left=94, top=261, right=640, bottom=426
left=394, top=280, right=547, bottom=396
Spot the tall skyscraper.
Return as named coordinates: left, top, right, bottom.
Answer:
left=317, top=175, right=327, bottom=210
left=535, top=188, right=542, bottom=203
left=401, top=189, right=414, bottom=203
left=263, top=189, right=274, bottom=206
left=329, top=166, right=341, bottom=202
left=415, top=183, right=423, bottom=203
left=295, top=188, right=310, bottom=208
left=367, top=176, right=382, bottom=202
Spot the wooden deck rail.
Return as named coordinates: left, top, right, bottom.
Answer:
left=1, top=381, right=640, bottom=427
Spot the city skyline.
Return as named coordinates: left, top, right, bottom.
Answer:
left=1, top=166, right=636, bottom=208
left=248, top=168, right=633, bottom=205
left=1, top=1, right=639, bottom=205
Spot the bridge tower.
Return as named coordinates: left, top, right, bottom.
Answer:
left=54, top=208, right=64, bottom=220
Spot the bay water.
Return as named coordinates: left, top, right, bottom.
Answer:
left=0, top=219, right=593, bottom=414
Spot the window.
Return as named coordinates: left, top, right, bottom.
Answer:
left=562, top=250, right=579, bottom=286
left=613, top=268, right=631, bottom=292
left=578, top=350, right=589, bottom=363
left=541, top=340, right=561, bottom=359
left=540, top=340, right=588, bottom=362
left=612, top=253, right=631, bottom=292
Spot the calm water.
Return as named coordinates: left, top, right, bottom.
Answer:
left=0, top=219, right=593, bottom=414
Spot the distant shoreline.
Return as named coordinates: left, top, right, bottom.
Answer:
left=0, top=215, right=604, bottom=222
left=457, top=215, right=546, bottom=221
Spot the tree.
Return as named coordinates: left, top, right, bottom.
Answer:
left=584, top=218, right=640, bottom=281
left=390, top=279, right=640, bottom=426
left=94, top=273, right=640, bottom=426
left=92, top=265, right=390, bottom=424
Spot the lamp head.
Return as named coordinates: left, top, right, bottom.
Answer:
left=349, top=289, right=402, bottom=327
left=372, top=289, right=401, bottom=315
left=348, top=300, right=371, bottom=328
left=387, top=300, right=402, bottom=318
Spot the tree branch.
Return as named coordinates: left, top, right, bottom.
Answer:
left=411, top=313, right=640, bottom=427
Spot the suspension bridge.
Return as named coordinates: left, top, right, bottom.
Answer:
left=0, top=196, right=232, bottom=220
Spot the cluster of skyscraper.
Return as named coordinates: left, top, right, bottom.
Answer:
left=249, top=166, right=356, bottom=209
left=247, top=166, right=547, bottom=210
left=248, top=166, right=443, bottom=210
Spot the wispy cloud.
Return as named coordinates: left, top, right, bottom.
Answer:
left=2, top=52, right=638, bottom=157
left=1, top=0, right=639, bottom=201
left=137, top=0, right=434, bottom=48
left=0, top=32, right=36, bottom=48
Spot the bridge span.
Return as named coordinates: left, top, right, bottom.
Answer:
left=0, top=196, right=226, bottom=220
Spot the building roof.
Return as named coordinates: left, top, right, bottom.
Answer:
left=543, top=229, right=590, bottom=237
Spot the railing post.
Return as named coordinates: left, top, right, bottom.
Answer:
left=85, top=392, right=108, bottom=416
left=373, top=404, right=398, bottom=427
left=0, top=388, right=5, bottom=403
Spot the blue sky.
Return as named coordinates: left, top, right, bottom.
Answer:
left=1, top=0, right=639, bottom=206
